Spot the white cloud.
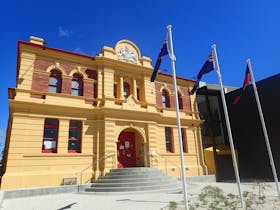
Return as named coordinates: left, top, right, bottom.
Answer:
left=58, top=26, right=72, bottom=38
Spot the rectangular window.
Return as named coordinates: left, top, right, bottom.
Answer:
left=42, top=119, right=59, bottom=153
left=137, top=88, right=140, bottom=101
left=114, top=84, right=118, bottom=98
left=165, top=127, right=174, bottom=153
left=181, top=128, right=188, bottom=153
left=68, top=120, right=82, bottom=153
left=93, top=83, right=97, bottom=98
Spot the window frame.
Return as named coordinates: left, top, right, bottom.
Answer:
left=162, top=89, right=170, bottom=108
left=71, top=74, right=83, bottom=96
left=136, top=87, right=140, bottom=101
left=114, top=83, right=118, bottom=98
left=42, top=118, right=59, bottom=153
left=178, top=93, right=183, bottom=109
left=68, top=120, right=82, bottom=153
left=123, top=82, right=130, bottom=99
left=181, top=128, right=188, bottom=153
left=165, top=127, right=174, bottom=153
left=48, top=70, right=62, bottom=93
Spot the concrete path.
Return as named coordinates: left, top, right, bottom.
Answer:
left=1, top=182, right=279, bottom=210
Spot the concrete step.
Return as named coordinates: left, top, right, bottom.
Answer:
left=109, top=167, right=159, bottom=172
left=106, top=170, right=164, bottom=176
left=82, top=186, right=182, bottom=195
left=99, top=174, right=166, bottom=179
left=85, top=167, right=181, bottom=193
left=94, top=177, right=177, bottom=183
left=91, top=180, right=176, bottom=187
left=86, top=183, right=181, bottom=192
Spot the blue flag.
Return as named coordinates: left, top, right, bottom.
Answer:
left=150, top=37, right=169, bottom=82
left=190, top=53, right=214, bottom=94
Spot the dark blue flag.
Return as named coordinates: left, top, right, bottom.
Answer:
left=150, top=38, right=169, bottom=82
left=190, top=53, right=214, bottom=94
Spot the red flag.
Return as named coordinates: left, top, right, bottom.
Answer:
left=233, top=65, right=251, bottom=104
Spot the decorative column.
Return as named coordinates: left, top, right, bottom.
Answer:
left=192, top=125, right=208, bottom=175
left=133, top=79, right=137, bottom=99
left=97, top=70, right=103, bottom=99
left=94, top=129, right=100, bottom=179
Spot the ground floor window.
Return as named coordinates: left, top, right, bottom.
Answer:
left=181, top=128, right=188, bottom=153
left=68, top=120, right=82, bottom=153
left=165, top=127, right=174, bottom=153
left=42, top=118, right=59, bottom=153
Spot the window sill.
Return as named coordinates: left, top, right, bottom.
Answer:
left=42, top=150, right=57, bottom=153
left=68, top=150, right=81, bottom=153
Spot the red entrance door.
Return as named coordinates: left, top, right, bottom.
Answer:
left=117, top=132, right=136, bottom=167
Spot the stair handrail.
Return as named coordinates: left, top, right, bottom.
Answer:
left=77, top=152, right=117, bottom=185
left=150, top=151, right=182, bottom=180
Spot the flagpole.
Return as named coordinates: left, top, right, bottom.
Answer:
left=212, top=44, right=245, bottom=208
left=247, top=59, right=280, bottom=197
left=167, top=25, right=189, bottom=210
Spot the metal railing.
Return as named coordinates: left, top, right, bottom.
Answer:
left=76, top=152, right=117, bottom=185
left=150, top=151, right=182, bottom=180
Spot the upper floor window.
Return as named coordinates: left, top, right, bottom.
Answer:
left=137, top=87, right=140, bottom=101
left=178, top=93, right=183, bottom=109
left=114, top=83, right=118, bottom=98
left=94, top=83, right=98, bottom=99
left=162, top=89, right=170, bottom=108
left=42, top=118, right=59, bottom=153
left=68, top=120, right=82, bottom=153
left=124, top=82, right=130, bottom=99
left=71, top=74, right=83, bottom=96
left=48, top=70, right=62, bottom=93
left=165, top=127, right=174, bottom=153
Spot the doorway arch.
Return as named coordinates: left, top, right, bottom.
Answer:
left=117, top=128, right=145, bottom=168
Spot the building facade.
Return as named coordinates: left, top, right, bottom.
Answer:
left=1, top=36, right=207, bottom=189
left=227, top=74, right=280, bottom=180
left=196, top=85, right=238, bottom=181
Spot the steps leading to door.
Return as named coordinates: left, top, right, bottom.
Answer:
left=85, top=167, right=182, bottom=194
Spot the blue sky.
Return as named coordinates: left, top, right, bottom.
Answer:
left=0, top=0, right=280, bottom=148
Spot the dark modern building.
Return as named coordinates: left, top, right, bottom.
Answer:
left=227, top=73, right=280, bottom=180
left=197, top=74, right=280, bottom=181
left=196, top=84, right=237, bottom=181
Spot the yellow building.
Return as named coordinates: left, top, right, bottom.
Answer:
left=1, top=36, right=207, bottom=190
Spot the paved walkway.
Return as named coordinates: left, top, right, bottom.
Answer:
left=1, top=182, right=279, bottom=210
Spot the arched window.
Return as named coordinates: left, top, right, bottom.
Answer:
left=123, top=82, right=130, bottom=99
left=162, top=89, right=170, bottom=108
left=48, top=70, right=62, bottom=93
left=178, top=93, right=183, bottom=109
left=71, top=74, right=83, bottom=96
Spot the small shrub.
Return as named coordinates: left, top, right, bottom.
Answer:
left=168, top=201, right=178, bottom=210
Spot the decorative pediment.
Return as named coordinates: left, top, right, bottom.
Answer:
left=100, top=40, right=152, bottom=68
left=115, top=40, right=141, bottom=64
left=122, top=95, right=140, bottom=110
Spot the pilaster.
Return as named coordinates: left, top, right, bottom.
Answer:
left=17, top=52, right=36, bottom=90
